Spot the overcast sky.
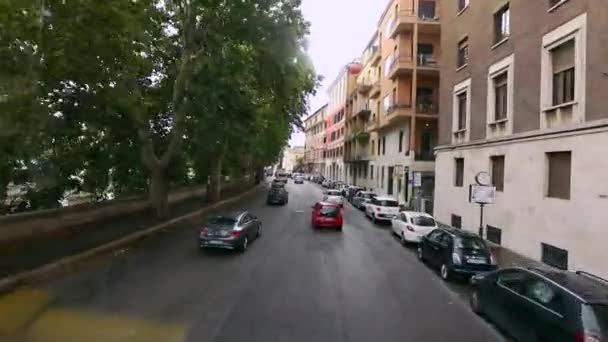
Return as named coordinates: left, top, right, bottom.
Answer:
left=289, top=0, right=387, bottom=147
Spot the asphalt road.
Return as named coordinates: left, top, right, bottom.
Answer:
left=4, top=180, right=505, bottom=342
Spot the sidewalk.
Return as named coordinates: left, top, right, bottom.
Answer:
left=0, top=181, right=254, bottom=279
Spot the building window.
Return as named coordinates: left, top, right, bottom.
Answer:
left=541, top=243, right=568, bottom=270
left=486, top=226, right=502, bottom=245
left=548, top=0, right=568, bottom=10
left=456, top=92, right=467, bottom=130
left=493, top=72, right=508, bottom=121
left=381, top=166, right=385, bottom=189
left=457, top=37, right=469, bottom=68
left=371, top=140, right=375, bottom=156
left=377, top=137, right=381, bottom=155
left=382, top=136, right=386, bottom=155
left=383, top=95, right=391, bottom=114
left=491, top=155, right=505, bottom=192
left=452, top=78, right=471, bottom=143
left=458, top=0, right=469, bottom=12
left=454, top=158, right=464, bottom=187
left=398, top=131, right=404, bottom=152
left=451, top=214, right=462, bottom=229
left=551, top=40, right=575, bottom=105
left=370, top=165, right=374, bottom=179
left=546, top=151, right=571, bottom=199
left=540, top=14, right=586, bottom=129
left=493, top=4, right=510, bottom=44
left=384, top=55, right=392, bottom=77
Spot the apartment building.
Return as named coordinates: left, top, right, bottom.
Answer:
left=357, top=0, right=441, bottom=212
left=304, top=105, right=328, bottom=175
left=344, top=35, right=379, bottom=191
left=323, top=68, right=355, bottom=182
left=435, top=0, right=608, bottom=277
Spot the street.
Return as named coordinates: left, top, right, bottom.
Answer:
left=5, top=180, right=504, bottom=342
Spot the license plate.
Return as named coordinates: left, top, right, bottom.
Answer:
left=208, top=240, right=223, bottom=245
left=467, top=258, right=487, bottom=264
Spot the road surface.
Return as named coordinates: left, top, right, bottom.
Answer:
left=2, top=180, right=504, bottom=342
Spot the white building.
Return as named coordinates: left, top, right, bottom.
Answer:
left=435, top=5, right=608, bottom=277
left=281, top=146, right=305, bottom=173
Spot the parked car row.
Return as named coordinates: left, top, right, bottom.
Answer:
left=332, top=182, right=608, bottom=341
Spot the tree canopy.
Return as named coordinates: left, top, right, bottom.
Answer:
left=0, top=0, right=318, bottom=217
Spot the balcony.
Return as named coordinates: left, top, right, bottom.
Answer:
left=417, top=54, right=439, bottom=74
left=415, top=150, right=436, bottom=161
left=415, top=99, right=439, bottom=115
left=388, top=55, right=414, bottom=80
left=370, top=45, right=381, bottom=67
left=389, top=10, right=415, bottom=39
left=354, top=106, right=371, bottom=119
left=357, top=82, right=373, bottom=95
left=370, top=81, right=381, bottom=98
left=383, top=102, right=412, bottom=128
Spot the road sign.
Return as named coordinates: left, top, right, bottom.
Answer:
left=469, top=184, right=496, bottom=204
left=413, top=172, right=422, bottom=187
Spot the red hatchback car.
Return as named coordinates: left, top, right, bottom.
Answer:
left=311, top=202, right=343, bottom=230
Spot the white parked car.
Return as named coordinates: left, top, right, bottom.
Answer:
left=323, top=189, right=342, bottom=197
left=325, top=195, right=344, bottom=207
left=391, top=211, right=438, bottom=244
left=365, top=196, right=400, bottom=223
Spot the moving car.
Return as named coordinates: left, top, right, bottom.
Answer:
left=347, top=186, right=364, bottom=202
left=271, top=178, right=286, bottom=188
left=323, top=189, right=342, bottom=197
left=321, top=180, right=330, bottom=188
left=325, top=195, right=344, bottom=207
left=470, top=267, right=608, bottom=342
left=418, top=227, right=497, bottom=281
left=391, top=211, right=438, bottom=244
left=311, top=201, right=343, bottom=230
left=199, top=211, right=262, bottom=252
left=365, top=196, right=399, bottom=223
left=294, top=176, right=304, bottom=184
left=267, top=187, right=288, bottom=205
left=352, top=191, right=377, bottom=210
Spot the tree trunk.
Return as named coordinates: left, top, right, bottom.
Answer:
left=149, top=166, right=169, bottom=220
left=207, top=153, right=223, bottom=203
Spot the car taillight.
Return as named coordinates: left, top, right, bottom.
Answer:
left=406, top=225, right=415, bottom=232
left=200, top=227, right=209, bottom=236
left=376, top=207, right=381, bottom=212
left=575, top=331, right=601, bottom=342
left=228, top=230, right=242, bottom=237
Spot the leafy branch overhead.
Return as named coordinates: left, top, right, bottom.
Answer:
left=0, top=0, right=318, bottom=215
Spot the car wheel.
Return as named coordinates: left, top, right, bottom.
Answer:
left=257, top=225, right=262, bottom=238
left=440, top=264, right=450, bottom=281
left=239, top=237, right=249, bottom=252
left=337, top=224, right=343, bottom=231
left=372, top=214, right=377, bottom=224
left=470, top=289, right=483, bottom=315
left=400, top=232, right=407, bottom=245
left=417, top=247, right=425, bottom=262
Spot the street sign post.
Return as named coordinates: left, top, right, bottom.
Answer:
left=469, top=172, right=495, bottom=238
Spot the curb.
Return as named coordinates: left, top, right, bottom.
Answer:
left=0, top=184, right=261, bottom=294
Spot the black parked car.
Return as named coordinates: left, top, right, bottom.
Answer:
left=267, top=187, right=288, bottom=205
left=470, top=267, right=608, bottom=342
left=417, top=227, right=497, bottom=281
left=199, top=211, right=262, bottom=252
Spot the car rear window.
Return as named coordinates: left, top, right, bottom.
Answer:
left=456, top=237, right=487, bottom=250
left=583, top=305, right=608, bottom=335
left=413, top=216, right=436, bottom=227
left=320, top=206, right=339, bottom=217
left=364, top=193, right=377, bottom=199
left=377, top=200, right=399, bottom=207
left=208, top=216, right=237, bottom=225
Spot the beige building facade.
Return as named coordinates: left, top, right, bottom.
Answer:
left=304, top=105, right=327, bottom=175
left=435, top=0, right=608, bottom=276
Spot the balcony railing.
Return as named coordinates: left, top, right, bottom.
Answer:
left=415, top=150, right=436, bottom=161
left=390, top=10, right=416, bottom=38
left=389, top=55, right=414, bottom=79
left=386, top=102, right=411, bottom=115
left=417, top=54, right=439, bottom=68
left=416, top=100, right=438, bottom=114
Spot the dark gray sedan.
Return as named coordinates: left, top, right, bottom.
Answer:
left=199, top=211, right=262, bottom=252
